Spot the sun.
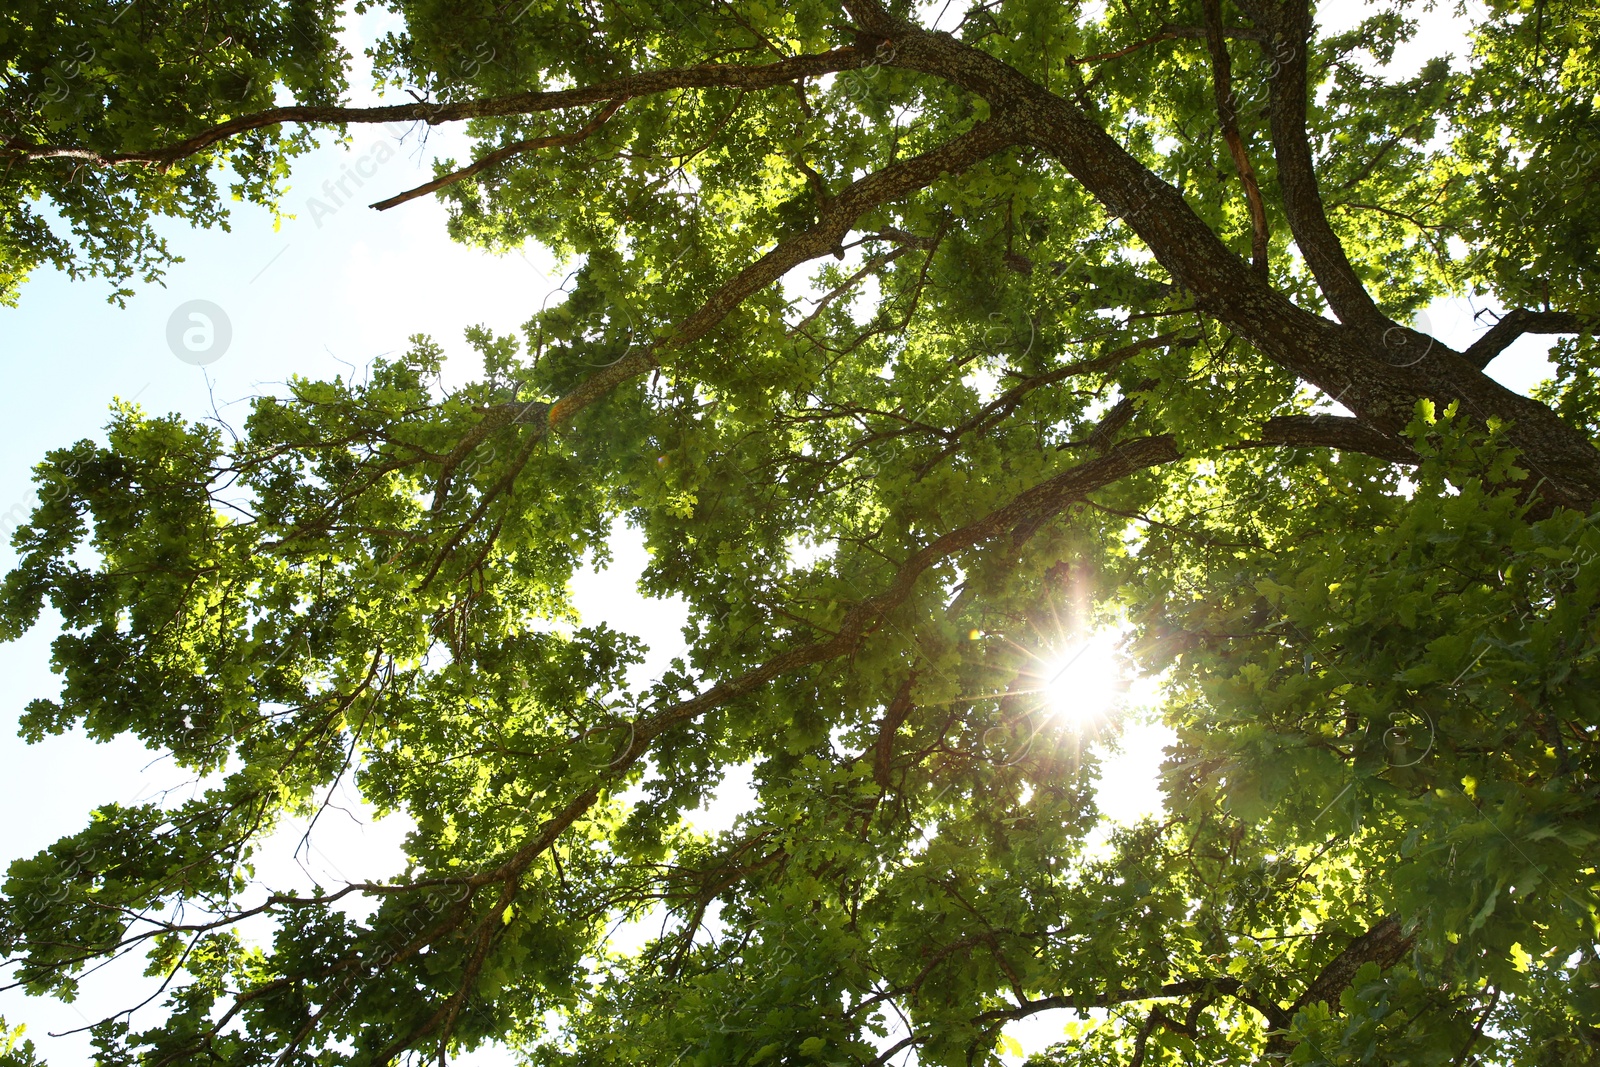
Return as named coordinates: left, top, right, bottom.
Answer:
left=1040, top=631, right=1123, bottom=727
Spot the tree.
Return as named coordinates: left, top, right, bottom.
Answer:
left=0, top=0, right=347, bottom=305
left=2, top=0, right=1599, bottom=1062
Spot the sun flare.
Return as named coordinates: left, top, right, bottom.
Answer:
left=1041, top=631, right=1123, bottom=727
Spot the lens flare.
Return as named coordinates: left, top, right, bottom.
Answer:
left=1041, top=631, right=1122, bottom=727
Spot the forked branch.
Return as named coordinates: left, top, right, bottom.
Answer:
left=1201, top=0, right=1270, bottom=274
left=1249, top=0, right=1392, bottom=337
left=1463, top=308, right=1592, bottom=369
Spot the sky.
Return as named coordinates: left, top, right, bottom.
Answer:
left=0, top=0, right=1567, bottom=1062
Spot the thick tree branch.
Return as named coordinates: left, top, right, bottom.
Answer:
left=844, top=0, right=904, bottom=41
left=875, top=673, right=919, bottom=788
left=1, top=50, right=867, bottom=170
left=1252, top=1, right=1392, bottom=337
left=1288, top=914, right=1412, bottom=1015
left=1239, top=413, right=1419, bottom=464
left=1201, top=0, right=1270, bottom=275
left=1463, top=308, right=1591, bottom=369
left=855, top=11, right=1600, bottom=507
left=1260, top=914, right=1413, bottom=1060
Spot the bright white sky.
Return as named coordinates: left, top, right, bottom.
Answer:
left=0, top=1, right=1561, bottom=1062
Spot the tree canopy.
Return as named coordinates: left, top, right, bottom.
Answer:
left=3, top=0, right=1600, bottom=1063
